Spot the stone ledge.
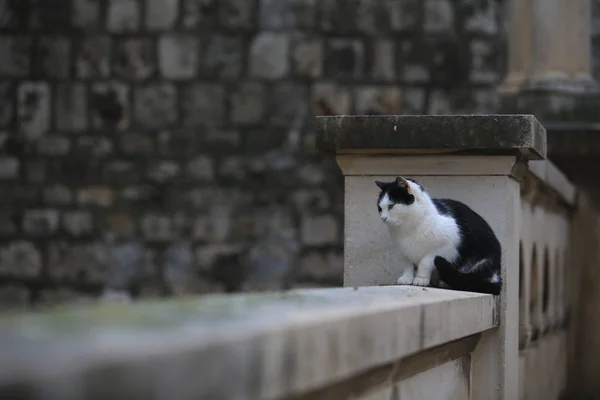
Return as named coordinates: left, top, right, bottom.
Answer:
left=528, top=160, right=576, bottom=206
left=316, top=115, right=546, bottom=160
left=0, top=286, right=496, bottom=400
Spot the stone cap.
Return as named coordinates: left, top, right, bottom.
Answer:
left=0, top=286, right=495, bottom=400
left=316, top=114, right=546, bottom=159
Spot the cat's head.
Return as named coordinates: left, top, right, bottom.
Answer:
left=375, top=177, right=424, bottom=225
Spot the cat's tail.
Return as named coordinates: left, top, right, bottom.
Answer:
left=434, top=256, right=502, bottom=295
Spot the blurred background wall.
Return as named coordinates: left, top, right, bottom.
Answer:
left=0, top=0, right=596, bottom=309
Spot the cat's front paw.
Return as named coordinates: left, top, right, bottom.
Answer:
left=412, top=277, right=430, bottom=287
left=397, top=275, right=414, bottom=285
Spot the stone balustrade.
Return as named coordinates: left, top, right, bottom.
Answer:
left=0, top=115, right=578, bottom=400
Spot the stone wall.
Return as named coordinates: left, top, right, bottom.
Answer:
left=0, top=0, right=504, bottom=309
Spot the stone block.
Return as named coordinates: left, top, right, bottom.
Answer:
left=312, top=82, right=351, bottom=115
left=292, top=38, right=323, bottom=78
left=156, top=131, right=198, bottom=157
left=403, top=88, right=426, bottom=114
left=91, top=81, right=130, bottom=130
left=326, top=39, right=364, bottom=79
left=0, top=213, right=18, bottom=238
left=36, top=135, right=71, bottom=156
left=260, top=0, right=316, bottom=29
left=107, top=0, right=140, bottom=32
left=134, top=83, right=177, bottom=129
left=354, top=86, right=402, bottom=115
left=0, top=285, right=30, bottom=311
left=147, top=160, right=180, bottom=183
left=17, top=82, right=50, bottom=140
left=77, top=186, right=115, bottom=207
left=199, top=35, right=243, bottom=78
left=0, top=36, right=31, bottom=77
left=0, top=82, right=13, bottom=128
left=181, top=0, right=218, bottom=29
left=141, top=214, right=173, bottom=241
left=105, top=213, right=135, bottom=237
left=48, top=241, right=108, bottom=283
left=63, top=211, right=94, bottom=236
left=120, top=132, right=154, bottom=155
left=72, top=0, right=101, bottom=29
left=470, top=39, right=499, bottom=84
left=181, top=83, right=224, bottom=128
left=249, top=33, right=289, bottom=80
left=103, top=160, right=141, bottom=184
left=385, top=0, right=420, bottom=31
left=145, top=0, right=178, bottom=29
left=29, top=0, right=70, bottom=30
left=75, top=36, right=110, bottom=78
left=424, top=0, right=454, bottom=33
left=230, top=82, right=266, bottom=125
left=22, top=209, right=59, bottom=236
left=56, top=83, right=88, bottom=131
left=299, top=251, right=343, bottom=283
left=270, top=83, right=309, bottom=127
left=36, top=36, right=70, bottom=79
left=370, top=40, right=395, bottom=81
left=75, top=136, right=114, bottom=157
left=0, top=0, right=29, bottom=29
left=158, top=34, right=199, bottom=79
left=0, top=241, right=41, bottom=277
left=301, top=214, right=339, bottom=246
left=43, top=185, right=72, bottom=205
left=187, top=155, right=215, bottom=181
left=316, top=115, right=547, bottom=159
left=219, top=0, right=255, bottom=29
left=113, top=38, right=155, bottom=80
left=0, top=156, right=19, bottom=180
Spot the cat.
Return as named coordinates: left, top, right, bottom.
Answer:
left=375, top=176, right=502, bottom=295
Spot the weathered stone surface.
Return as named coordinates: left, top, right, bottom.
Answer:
left=231, top=82, right=266, bottom=125
left=72, top=0, right=100, bottom=29
left=181, top=83, right=224, bottom=128
left=0, top=82, right=13, bottom=128
left=219, top=0, right=256, bottom=29
left=77, top=186, right=115, bottom=207
left=48, top=241, right=108, bottom=283
left=249, top=33, right=289, bottom=79
left=56, top=84, right=88, bottom=131
left=0, top=241, right=42, bottom=277
left=301, top=214, right=338, bottom=246
left=0, top=157, right=19, bottom=180
left=120, top=132, right=154, bottom=155
left=181, top=0, right=218, bottom=29
left=107, top=0, right=140, bottom=32
left=91, top=81, right=130, bottom=130
left=63, top=211, right=93, bottom=236
left=157, top=131, right=198, bottom=157
left=270, top=83, right=308, bottom=127
left=75, top=36, right=111, bottom=78
left=141, top=214, right=173, bottom=241
left=260, top=0, right=316, bottom=29
left=370, top=40, right=395, bottom=81
left=316, top=115, right=547, bottom=159
left=354, top=86, right=402, bottom=115
left=292, top=38, right=323, bottom=78
left=312, top=82, right=351, bottom=115
left=113, top=38, right=155, bottom=80
left=134, top=83, right=177, bottom=129
left=187, top=156, right=215, bottom=181
left=0, top=37, right=31, bottom=77
left=147, top=160, right=180, bottom=183
left=0, top=0, right=29, bottom=29
left=298, top=251, right=343, bottom=283
left=22, top=209, right=60, bottom=236
left=470, top=39, right=499, bottom=84
left=145, top=0, right=178, bottom=30
left=36, top=36, right=70, bottom=79
left=43, top=185, right=72, bottom=205
left=36, top=135, right=71, bottom=156
left=424, top=0, right=454, bottom=33
left=199, top=35, right=244, bottom=78
left=29, top=0, right=71, bottom=30
left=17, top=82, right=50, bottom=139
left=326, top=39, right=364, bottom=78
left=158, top=34, right=199, bottom=79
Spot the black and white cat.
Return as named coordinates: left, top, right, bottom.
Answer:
left=376, top=176, right=502, bottom=295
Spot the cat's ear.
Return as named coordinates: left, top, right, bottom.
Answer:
left=395, top=176, right=411, bottom=192
left=375, top=180, right=387, bottom=190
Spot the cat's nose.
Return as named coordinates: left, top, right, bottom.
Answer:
left=381, top=216, right=388, bottom=221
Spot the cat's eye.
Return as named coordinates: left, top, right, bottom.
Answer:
left=388, top=204, right=394, bottom=210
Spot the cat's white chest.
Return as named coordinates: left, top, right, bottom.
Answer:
left=390, top=216, right=459, bottom=264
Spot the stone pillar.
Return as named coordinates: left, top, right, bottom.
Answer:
left=316, top=115, right=546, bottom=400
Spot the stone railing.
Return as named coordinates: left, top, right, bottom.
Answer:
left=0, top=115, right=578, bottom=400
